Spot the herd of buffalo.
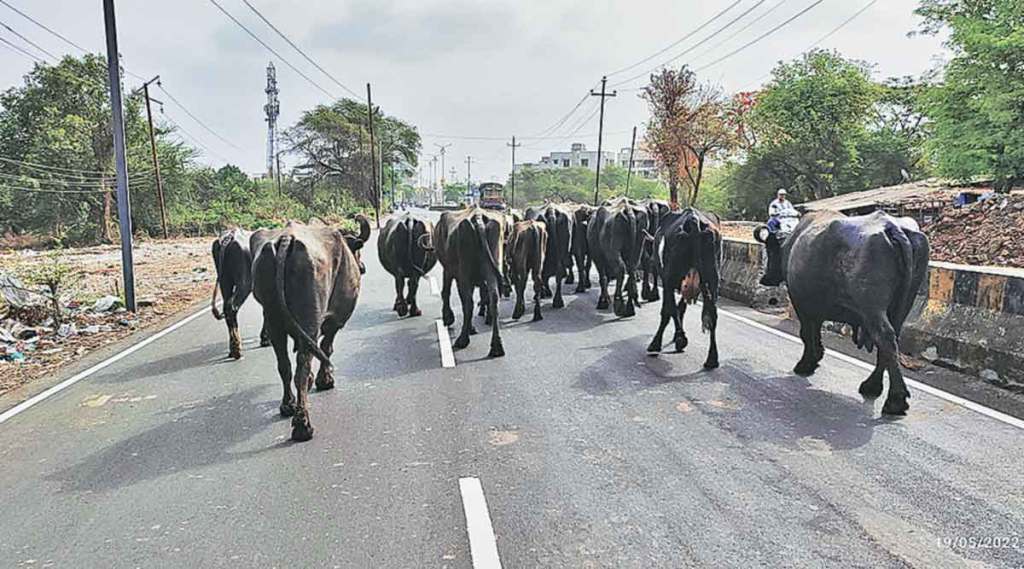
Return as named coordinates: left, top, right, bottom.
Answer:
left=209, top=197, right=929, bottom=441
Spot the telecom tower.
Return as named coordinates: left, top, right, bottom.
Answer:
left=264, top=62, right=280, bottom=177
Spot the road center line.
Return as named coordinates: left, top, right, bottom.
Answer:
left=716, top=306, right=1024, bottom=431
left=0, top=306, right=209, bottom=426
left=459, top=477, right=503, bottom=569
left=435, top=319, right=456, bottom=368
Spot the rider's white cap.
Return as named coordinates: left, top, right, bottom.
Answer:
left=777, top=188, right=787, bottom=195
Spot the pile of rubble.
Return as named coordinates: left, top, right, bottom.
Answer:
left=924, top=194, right=1024, bottom=268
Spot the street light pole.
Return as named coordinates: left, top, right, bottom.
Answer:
left=103, top=0, right=136, bottom=311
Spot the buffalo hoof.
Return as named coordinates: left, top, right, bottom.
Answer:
left=453, top=335, right=470, bottom=350
left=531, top=308, right=543, bottom=322
left=315, top=369, right=335, bottom=391
left=794, top=361, right=819, bottom=376
left=489, top=342, right=505, bottom=358
left=649, top=290, right=660, bottom=302
left=408, top=306, right=422, bottom=317
left=228, top=349, right=242, bottom=360
left=469, top=324, right=479, bottom=335
left=575, top=284, right=588, bottom=294
left=703, top=358, right=719, bottom=370
left=858, top=376, right=884, bottom=399
left=596, top=297, right=610, bottom=310
left=259, top=338, right=271, bottom=348
left=279, top=401, right=296, bottom=417
left=674, top=334, right=688, bottom=352
left=881, top=395, right=909, bottom=416
left=647, top=339, right=662, bottom=353
left=442, top=308, right=455, bottom=327
left=397, top=303, right=409, bottom=317
left=565, top=274, right=575, bottom=285
left=291, top=416, right=314, bottom=442
left=512, top=303, right=525, bottom=320
left=641, top=288, right=654, bottom=302
left=552, top=296, right=565, bottom=309
left=624, top=302, right=637, bottom=318
left=613, top=298, right=627, bottom=317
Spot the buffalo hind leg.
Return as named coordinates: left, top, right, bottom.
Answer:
left=291, top=350, right=315, bottom=441
left=487, top=277, right=504, bottom=357
left=794, top=317, right=823, bottom=376
left=406, top=276, right=423, bottom=317
left=269, top=322, right=294, bottom=417
left=596, top=269, right=611, bottom=310
left=859, top=360, right=885, bottom=399
left=512, top=273, right=527, bottom=320
left=531, top=271, right=544, bottom=322
left=870, top=316, right=910, bottom=415
left=441, top=269, right=456, bottom=327
left=701, top=293, right=719, bottom=369
left=453, top=281, right=475, bottom=350
left=315, top=325, right=338, bottom=391
left=394, top=276, right=408, bottom=316
left=259, top=321, right=271, bottom=348
left=225, top=310, right=242, bottom=360
left=552, top=272, right=565, bottom=309
left=648, top=284, right=683, bottom=353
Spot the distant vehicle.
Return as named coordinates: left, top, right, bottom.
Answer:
left=478, top=182, right=506, bottom=211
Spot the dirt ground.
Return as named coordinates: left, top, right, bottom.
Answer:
left=0, top=237, right=216, bottom=397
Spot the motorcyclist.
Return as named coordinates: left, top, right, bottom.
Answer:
left=767, top=188, right=800, bottom=235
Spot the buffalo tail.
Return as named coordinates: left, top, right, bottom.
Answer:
left=274, top=234, right=333, bottom=367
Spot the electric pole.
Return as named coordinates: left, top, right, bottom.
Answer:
left=435, top=143, right=452, bottom=188
left=134, top=75, right=167, bottom=239
left=625, top=126, right=637, bottom=198
left=275, top=152, right=283, bottom=197
left=465, top=156, right=473, bottom=201
left=366, top=83, right=380, bottom=227
left=507, top=136, right=521, bottom=209
left=590, top=75, right=617, bottom=206
left=103, top=0, right=135, bottom=312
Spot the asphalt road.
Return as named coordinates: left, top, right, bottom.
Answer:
left=1, top=209, right=1023, bottom=568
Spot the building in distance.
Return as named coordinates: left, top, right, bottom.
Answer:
left=515, top=142, right=659, bottom=179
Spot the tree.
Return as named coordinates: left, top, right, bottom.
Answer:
left=283, top=99, right=420, bottom=213
left=507, top=165, right=667, bottom=206
left=642, top=66, right=735, bottom=207
left=916, top=0, right=1024, bottom=191
left=749, top=50, right=880, bottom=200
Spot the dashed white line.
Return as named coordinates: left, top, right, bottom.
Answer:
left=0, top=306, right=209, bottom=425
left=436, top=319, right=456, bottom=368
left=717, top=306, right=1024, bottom=431
left=459, top=477, right=503, bottom=569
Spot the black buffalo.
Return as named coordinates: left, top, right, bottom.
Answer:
left=432, top=207, right=507, bottom=357
left=525, top=204, right=573, bottom=308
left=757, top=210, right=929, bottom=415
left=567, top=203, right=595, bottom=292
left=210, top=228, right=253, bottom=359
left=507, top=219, right=547, bottom=322
left=647, top=208, right=722, bottom=370
left=586, top=198, right=650, bottom=317
left=252, top=217, right=370, bottom=441
left=639, top=198, right=670, bottom=302
left=378, top=213, right=436, bottom=317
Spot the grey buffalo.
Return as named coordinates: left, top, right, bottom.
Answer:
left=757, top=210, right=929, bottom=415
left=210, top=228, right=253, bottom=359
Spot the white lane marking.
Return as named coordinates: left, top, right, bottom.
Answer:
left=716, top=307, right=1024, bottom=431
left=459, top=477, right=503, bottom=569
left=0, top=307, right=209, bottom=426
left=429, top=275, right=439, bottom=296
left=436, top=319, right=456, bottom=368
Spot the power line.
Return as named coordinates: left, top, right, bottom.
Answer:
left=239, top=0, right=360, bottom=99
left=0, top=156, right=112, bottom=176
left=0, top=0, right=88, bottom=53
left=0, top=184, right=109, bottom=194
left=0, top=18, right=56, bottom=60
left=0, top=33, right=38, bottom=62
left=159, top=108, right=233, bottom=164
left=606, top=0, right=744, bottom=78
left=610, top=0, right=770, bottom=88
left=0, top=170, right=154, bottom=188
left=694, top=0, right=828, bottom=72
left=688, top=0, right=790, bottom=65
left=156, top=83, right=243, bottom=151
left=207, top=0, right=336, bottom=100
left=529, top=88, right=595, bottom=138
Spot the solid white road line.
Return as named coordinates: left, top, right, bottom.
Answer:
left=429, top=275, right=439, bottom=296
left=0, top=306, right=209, bottom=426
left=459, top=477, right=503, bottom=569
left=436, top=319, right=456, bottom=368
left=717, top=306, right=1024, bottom=431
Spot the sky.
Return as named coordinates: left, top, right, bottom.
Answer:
left=0, top=0, right=948, bottom=183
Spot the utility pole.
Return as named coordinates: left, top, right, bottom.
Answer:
left=465, top=155, right=473, bottom=202
left=590, top=75, right=617, bottom=206
left=625, top=125, right=637, bottom=199
left=134, top=76, right=167, bottom=239
left=435, top=143, right=452, bottom=188
left=275, top=152, right=283, bottom=197
left=429, top=155, right=437, bottom=203
left=366, top=83, right=380, bottom=227
left=507, top=136, right=521, bottom=209
left=103, top=0, right=135, bottom=312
